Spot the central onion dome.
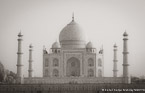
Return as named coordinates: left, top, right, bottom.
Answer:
left=59, top=16, right=86, bottom=49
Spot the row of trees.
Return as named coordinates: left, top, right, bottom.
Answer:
left=131, top=76, right=145, bottom=83
left=1, top=61, right=145, bottom=84
left=0, top=61, right=17, bottom=84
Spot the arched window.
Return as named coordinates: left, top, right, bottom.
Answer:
left=88, top=69, right=94, bottom=77
left=53, top=69, right=59, bottom=77
left=45, top=69, right=49, bottom=77
left=88, top=58, right=94, bottom=66
left=55, top=50, right=57, bottom=53
left=98, top=58, right=102, bottom=67
left=45, top=58, right=49, bottom=67
left=98, top=69, right=102, bottom=77
left=58, top=50, right=60, bottom=53
left=53, top=58, right=59, bottom=66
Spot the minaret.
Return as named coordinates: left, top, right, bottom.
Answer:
left=28, top=44, right=33, bottom=78
left=113, top=44, right=118, bottom=77
left=16, top=32, right=23, bottom=84
left=122, top=31, right=130, bottom=83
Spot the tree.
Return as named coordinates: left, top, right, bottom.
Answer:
left=0, top=61, right=17, bottom=84
left=3, top=70, right=17, bottom=84
left=131, top=76, right=140, bottom=83
left=0, top=61, right=5, bottom=82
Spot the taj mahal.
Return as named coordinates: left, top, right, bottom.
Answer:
left=16, top=15, right=130, bottom=84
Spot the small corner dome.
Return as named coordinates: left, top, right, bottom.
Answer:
left=59, top=20, right=86, bottom=43
left=52, top=42, right=61, bottom=48
left=86, top=42, right=94, bottom=48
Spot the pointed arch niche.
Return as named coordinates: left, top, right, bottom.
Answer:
left=98, top=58, right=102, bottom=67
left=88, top=69, right=94, bottom=77
left=88, top=58, right=94, bottom=67
left=53, top=58, right=59, bottom=66
left=66, top=57, right=80, bottom=77
left=53, top=69, right=59, bottom=77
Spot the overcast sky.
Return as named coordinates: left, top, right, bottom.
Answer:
left=0, top=0, right=145, bottom=77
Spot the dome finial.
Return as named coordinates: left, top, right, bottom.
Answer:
left=123, top=30, right=128, bottom=36
left=114, top=43, right=117, bottom=47
left=29, top=43, right=33, bottom=48
left=72, top=12, right=74, bottom=21
left=18, top=30, right=23, bottom=37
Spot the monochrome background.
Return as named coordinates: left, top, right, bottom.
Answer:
left=0, top=0, right=145, bottom=77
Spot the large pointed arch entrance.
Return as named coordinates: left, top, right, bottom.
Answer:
left=66, top=57, right=80, bottom=77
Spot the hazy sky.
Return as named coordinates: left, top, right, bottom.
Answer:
left=0, top=0, right=145, bottom=77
